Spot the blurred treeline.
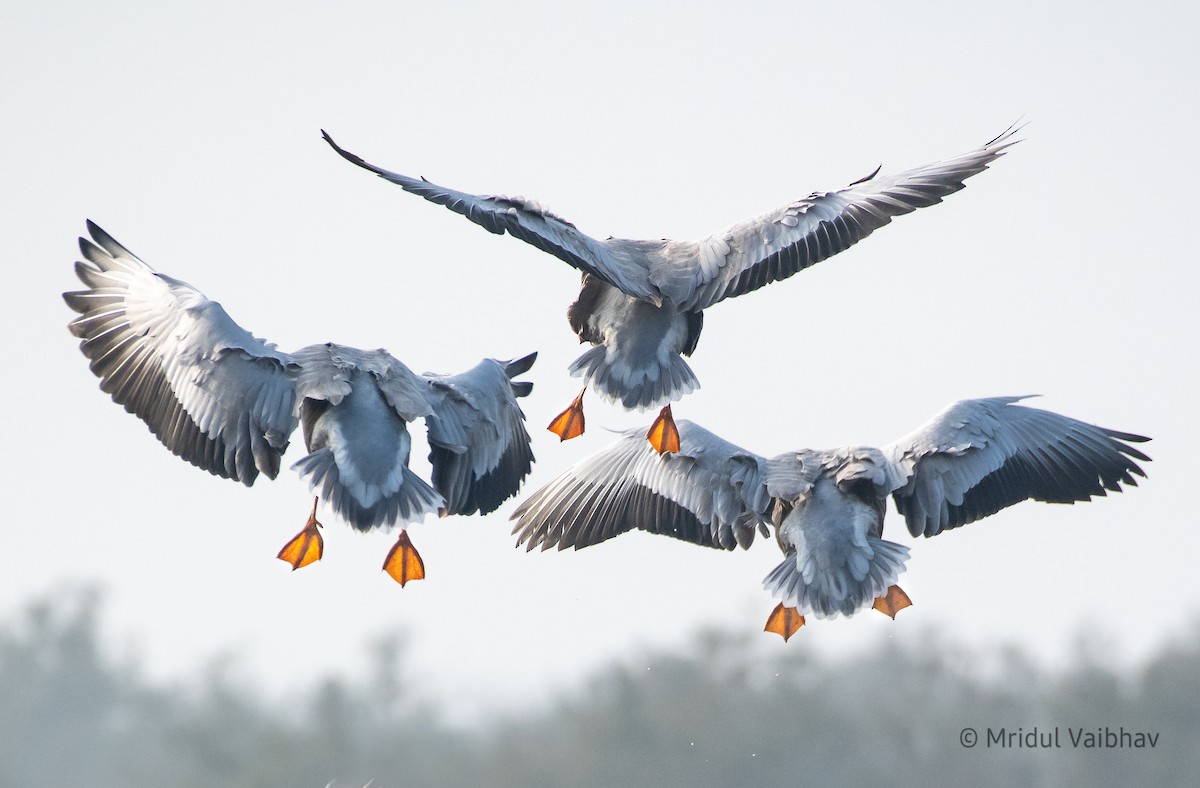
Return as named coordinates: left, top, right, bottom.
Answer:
left=2, top=590, right=1198, bottom=787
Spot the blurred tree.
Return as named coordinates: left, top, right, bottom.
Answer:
left=0, top=590, right=1196, bottom=786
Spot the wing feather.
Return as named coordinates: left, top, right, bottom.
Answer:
left=64, top=222, right=299, bottom=485
left=322, top=132, right=660, bottom=303
left=423, top=353, right=536, bottom=516
left=884, top=396, right=1150, bottom=537
left=511, top=420, right=769, bottom=551
left=653, top=124, right=1022, bottom=310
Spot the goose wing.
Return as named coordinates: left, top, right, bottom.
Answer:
left=652, top=124, right=1021, bottom=311
left=422, top=353, right=537, bottom=516
left=883, top=396, right=1150, bottom=538
left=322, top=132, right=660, bottom=303
left=64, top=221, right=299, bottom=485
left=511, top=420, right=770, bottom=551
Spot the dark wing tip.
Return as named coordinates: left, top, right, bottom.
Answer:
left=320, top=129, right=368, bottom=168
left=848, top=163, right=882, bottom=186
left=504, top=352, right=537, bottom=398
left=504, top=351, right=538, bottom=378
left=82, top=220, right=132, bottom=261
left=1102, top=427, right=1152, bottom=467
left=62, top=288, right=91, bottom=314
left=1106, top=428, right=1151, bottom=444
left=84, top=219, right=116, bottom=249
left=984, top=118, right=1029, bottom=148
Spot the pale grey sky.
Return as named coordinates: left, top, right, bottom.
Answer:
left=4, top=1, right=1196, bottom=722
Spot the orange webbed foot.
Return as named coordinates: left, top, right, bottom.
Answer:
left=647, top=404, right=680, bottom=454
left=872, top=585, right=912, bottom=619
left=764, top=602, right=805, bottom=641
left=382, top=530, right=426, bottom=587
left=278, top=497, right=324, bottom=570
left=547, top=388, right=586, bottom=441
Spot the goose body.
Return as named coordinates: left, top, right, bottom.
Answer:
left=511, top=399, right=1149, bottom=634
left=323, top=126, right=1020, bottom=444
left=65, top=221, right=536, bottom=579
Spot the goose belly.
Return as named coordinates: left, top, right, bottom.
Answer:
left=307, top=376, right=411, bottom=506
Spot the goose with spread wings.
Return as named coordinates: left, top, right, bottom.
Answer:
left=64, top=221, right=537, bottom=584
left=511, top=398, right=1149, bottom=639
left=322, top=125, right=1020, bottom=453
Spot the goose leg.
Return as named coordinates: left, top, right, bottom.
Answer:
left=382, top=530, right=426, bottom=587
left=547, top=388, right=587, bottom=441
left=277, top=497, right=324, bottom=570
left=647, top=404, right=681, bottom=454
left=763, top=602, right=805, bottom=641
left=872, top=585, right=912, bottom=619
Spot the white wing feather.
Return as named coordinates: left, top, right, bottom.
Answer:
left=65, top=221, right=298, bottom=485
left=511, top=420, right=769, bottom=551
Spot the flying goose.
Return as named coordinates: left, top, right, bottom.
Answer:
left=322, top=125, right=1020, bottom=453
left=510, top=398, right=1149, bottom=639
left=64, top=221, right=536, bottom=584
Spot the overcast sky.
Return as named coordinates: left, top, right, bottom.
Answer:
left=4, top=1, right=1196, bottom=723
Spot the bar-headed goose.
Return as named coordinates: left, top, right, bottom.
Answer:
left=510, top=399, right=1148, bottom=639
left=65, top=221, right=536, bottom=585
left=322, top=126, right=1019, bottom=453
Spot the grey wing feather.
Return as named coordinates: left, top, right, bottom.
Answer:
left=291, top=344, right=434, bottom=421
left=884, top=396, right=1151, bottom=538
left=654, top=124, right=1022, bottom=311
left=64, top=221, right=299, bottom=485
left=423, top=353, right=537, bottom=516
left=322, top=132, right=660, bottom=303
left=511, top=420, right=769, bottom=552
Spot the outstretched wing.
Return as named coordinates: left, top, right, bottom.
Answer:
left=651, top=124, right=1022, bottom=311
left=511, top=420, right=770, bottom=551
left=64, top=221, right=299, bottom=485
left=322, top=131, right=660, bottom=303
left=884, top=396, right=1150, bottom=538
left=423, top=353, right=537, bottom=516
